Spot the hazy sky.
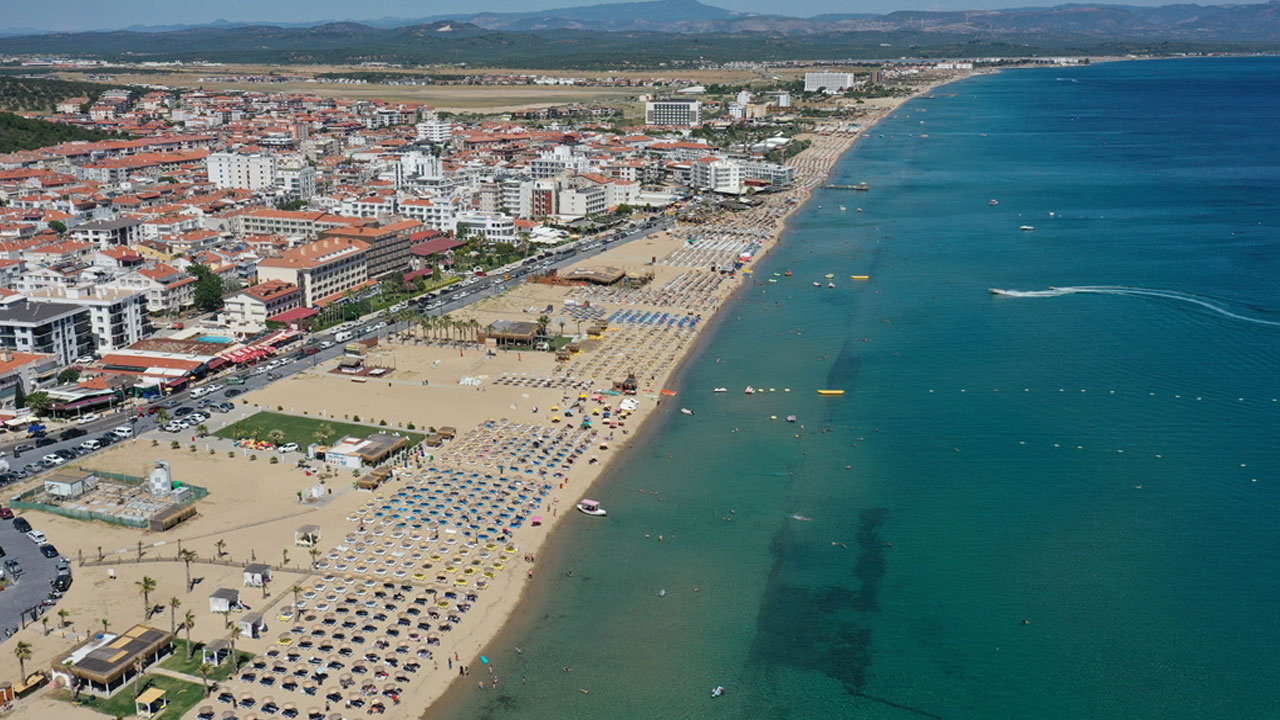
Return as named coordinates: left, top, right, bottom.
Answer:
left=3, top=0, right=1257, bottom=33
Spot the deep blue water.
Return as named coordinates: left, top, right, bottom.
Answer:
left=446, top=57, right=1280, bottom=720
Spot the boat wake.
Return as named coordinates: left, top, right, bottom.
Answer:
left=991, top=285, right=1280, bottom=327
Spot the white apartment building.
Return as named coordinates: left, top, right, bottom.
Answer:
left=804, top=72, right=856, bottom=93
left=276, top=160, right=316, bottom=199
left=399, top=196, right=463, bottom=233
left=414, top=118, right=452, bottom=144
left=559, top=184, right=608, bottom=219
left=645, top=98, right=701, bottom=127
left=257, top=237, right=370, bottom=307
left=690, top=158, right=744, bottom=195
left=28, top=285, right=150, bottom=353
left=739, top=160, right=797, bottom=188
left=0, top=301, right=93, bottom=366
left=501, top=178, right=533, bottom=219
left=455, top=212, right=516, bottom=244
left=219, top=280, right=301, bottom=333
left=206, top=152, right=279, bottom=191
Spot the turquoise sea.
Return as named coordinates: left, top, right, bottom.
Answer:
left=444, top=57, right=1280, bottom=719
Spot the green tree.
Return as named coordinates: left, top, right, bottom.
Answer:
left=313, top=423, right=335, bottom=446
left=48, top=219, right=67, bottom=234
left=180, top=548, right=198, bottom=590
left=183, top=610, right=196, bottom=660
left=57, top=367, right=80, bottom=384
left=169, top=597, right=182, bottom=634
left=12, top=379, right=24, bottom=409
left=23, top=391, right=53, bottom=416
left=188, top=263, right=225, bottom=312
left=199, top=662, right=215, bottom=696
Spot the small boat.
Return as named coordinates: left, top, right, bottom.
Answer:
left=812, top=282, right=821, bottom=287
left=745, top=386, right=755, bottom=395
left=711, top=686, right=725, bottom=698
left=989, top=199, right=999, bottom=206
left=785, top=270, right=792, bottom=277
left=768, top=278, right=777, bottom=284
left=824, top=273, right=834, bottom=279
left=839, top=205, right=847, bottom=212
left=658, top=589, right=666, bottom=597
left=785, top=415, right=797, bottom=423
left=1019, top=225, right=1035, bottom=231
left=680, top=408, right=694, bottom=416
left=827, top=282, right=835, bottom=288
left=817, top=389, right=845, bottom=396
left=576, top=499, right=607, bottom=517
left=713, top=387, right=727, bottom=393
left=851, top=275, right=869, bottom=280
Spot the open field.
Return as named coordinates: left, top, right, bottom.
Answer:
left=214, top=411, right=425, bottom=449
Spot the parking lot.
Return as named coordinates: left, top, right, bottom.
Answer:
left=0, top=516, right=65, bottom=643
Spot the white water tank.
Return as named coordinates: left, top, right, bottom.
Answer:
left=149, top=460, right=172, bottom=497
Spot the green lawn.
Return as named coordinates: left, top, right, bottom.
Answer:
left=53, top=673, right=206, bottom=720
left=160, top=640, right=253, bottom=682
left=214, top=411, right=425, bottom=449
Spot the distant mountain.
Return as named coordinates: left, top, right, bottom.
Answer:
left=1, top=0, right=1278, bottom=67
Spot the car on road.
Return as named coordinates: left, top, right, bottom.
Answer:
left=227, top=375, right=247, bottom=385
left=26, top=530, right=46, bottom=544
left=95, top=434, right=117, bottom=447
left=111, top=426, right=133, bottom=439
left=225, top=389, right=241, bottom=398
left=39, top=544, right=59, bottom=559
left=59, top=427, right=87, bottom=441
left=278, top=442, right=299, bottom=454
left=4, top=559, right=21, bottom=577
left=13, top=443, right=33, bottom=454
left=35, top=437, right=57, bottom=448
left=207, top=383, right=224, bottom=392
left=77, top=412, right=101, bottom=424
left=215, top=402, right=235, bottom=413
left=319, top=341, right=334, bottom=349
left=80, top=439, right=102, bottom=451
left=12, top=516, right=31, bottom=533
left=174, top=406, right=194, bottom=417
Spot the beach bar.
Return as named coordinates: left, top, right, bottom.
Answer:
left=50, top=624, right=174, bottom=697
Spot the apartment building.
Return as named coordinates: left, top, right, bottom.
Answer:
left=804, top=72, right=856, bottom=93
left=455, top=212, right=516, bottom=244
left=28, top=284, right=150, bottom=353
left=0, top=301, right=93, bottom=365
left=317, top=218, right=421, bottom=280
left=207, top=152, right=278, bottom=191
left=220, top=280, right=302, bottom=332
left=645, top=99, right=701, bottom=127
left=237, top=209, right=365, bottom=240
left=257, top=237, right=370, bottom=307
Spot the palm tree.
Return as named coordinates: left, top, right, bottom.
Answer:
left=169, top=597, right=182, bottom=634
left=196, top=423, right=210, bottom=438
left=13, top=641, right=32, bottom=679
left=137, top=576, right=157, bottom=620
left=198, top=662, right=215, bottom=696
left=156, top=408, right=171, bottom=424
left=132, top=657, right=144, bottom=698
left=281, top=548, right=290, bottom=566
left=558, top=319, right=566, bottom=339
left=313, top=422, right=335, bottom=447
left=215, top=539, right=226, bottom=558
left=227, top=628, right=241, bottom=673
left=183, top=611, right=196, bottom=660
left=536, top=315, right=550, bottom=339
left=309, top=547, right=319, bottom=568
left=57, top=608, right=70, bottom=629
left=40, top=616, right=49, bottom=636
left=291, top=584, right=303, bottom=611
left=180, top=548, right=198, bottom=590
left=102, top=618, right=111, bottom=634
left=267, top=429, right=286, bottom=447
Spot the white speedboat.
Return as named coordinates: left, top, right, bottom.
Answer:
left=712, top=686, right=725, bottom=698
left=713, top=387, right=727, bottom=393
left=680, top=408, right=694, bottom=416
left=745, top=386, right=755, bottom=395
left=1019, top=225, right=1035, bottom=231
left=576, top=499, right=607, bottom=517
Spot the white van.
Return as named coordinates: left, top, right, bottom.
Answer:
left=111, top=426, right=133, bottom=439
left=334, top=330, right=354, bottom=343
left=190, top=387, right=208, bottom=399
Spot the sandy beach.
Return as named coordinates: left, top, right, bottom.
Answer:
left=0, top=68, right=975, bottom=720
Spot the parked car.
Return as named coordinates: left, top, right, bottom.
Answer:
left=35, top=437, right=57, bottom=448
left=279, top=442, right=299, bottom=454
left=26, top=530, right=46, bottom=544
left=80, top=439, right=102, bottom=451
left=174, top=407, right=194, bottom=417
left=59, top=427, right=87, bottom=441
left=224, top=388, right=242, bottom=398
left=39, top=544, right=59, bottom=559
left=0, top=507, right=10, bottom=519
left=111, top=426, right=133, bottom=439
left=13, top=516, right=32, bottom=533
left=227, top=375, right=247, bottom=385
left=4, top=559, right=22, bottom=577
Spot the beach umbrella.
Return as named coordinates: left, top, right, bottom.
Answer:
left=480, top=655, right=490, bottom=664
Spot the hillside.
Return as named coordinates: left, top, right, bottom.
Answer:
left=0, top=111, right=123, bottom=153
left=0, top=73, right=121, bottom=114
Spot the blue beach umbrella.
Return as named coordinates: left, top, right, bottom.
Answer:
left=480, top=656, right=490, bottom=664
